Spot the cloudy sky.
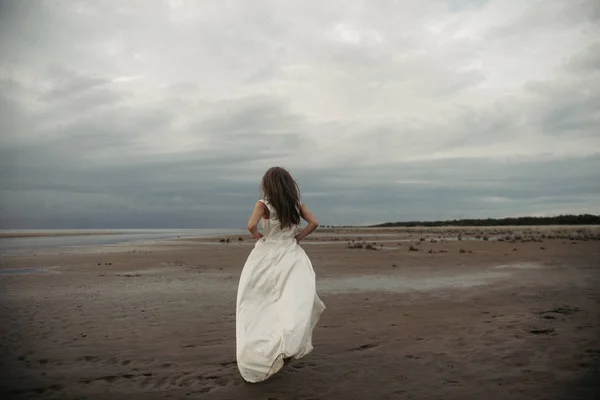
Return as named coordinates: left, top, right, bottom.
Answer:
left=0, top=0, right=599, bottom=228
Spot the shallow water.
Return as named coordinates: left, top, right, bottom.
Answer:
left=0, top=229, right=247, bottom=255
left=0, top=268, right=47, bottom=275
left=494, top=263, right=543, bottom=269
left=317, top=270, right=513, bottom=294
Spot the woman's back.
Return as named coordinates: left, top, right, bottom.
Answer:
left=259, top=199, right=299, bottom=241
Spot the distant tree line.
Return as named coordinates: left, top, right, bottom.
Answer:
left=369, top=214, right=600, bottom=227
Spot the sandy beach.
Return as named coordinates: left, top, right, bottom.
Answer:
left=1, top=227, right=599, bottom=399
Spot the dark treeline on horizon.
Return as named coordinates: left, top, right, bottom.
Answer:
left=367, top=214, right=600, bottom=228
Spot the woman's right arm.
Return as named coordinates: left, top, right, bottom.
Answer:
left=247, top=201, right=266, bottom=240
left=295, top=203, right=319, bottom=243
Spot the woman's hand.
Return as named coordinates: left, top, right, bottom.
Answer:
left=295, top=234, right=301, bottom=244
left=255, top=233, right=264, bottom=241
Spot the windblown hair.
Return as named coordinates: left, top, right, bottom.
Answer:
left=261, top=167, right=301, bottom=229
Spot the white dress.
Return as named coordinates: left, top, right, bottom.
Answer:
left=236, top=199, right=326, bottom=383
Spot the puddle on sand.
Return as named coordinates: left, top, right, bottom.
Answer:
left=494, top=263, right=543, bottom=270
left=0, top=268, right=47, bottom=275
left=317, top=271, right=512, bottom=294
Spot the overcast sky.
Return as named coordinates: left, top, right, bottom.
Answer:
left=1, top=0, right=599, bottom=228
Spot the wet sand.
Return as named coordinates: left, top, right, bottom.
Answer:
left=1, top=228, right=599, bottom=399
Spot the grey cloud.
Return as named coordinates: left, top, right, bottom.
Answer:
left=0, top=92, right=26, bottom=140
left=197, top=96, right=305, bottom=138
left=488, top=0, right=600, bottom=39
left=525, top=74, right=600, bottom=137
left=0, top=0, right=599, bottom=228
left=447, top=0, right=490, bottom=13
left=38, top=74, right=109, bottom=102
left=565, top=42, right=600, bottom=73
left=0, top=85, right=310, bottom=200
left=3, top=154, right=598, bottom=228
left=294, top=155, right=600, bottom=223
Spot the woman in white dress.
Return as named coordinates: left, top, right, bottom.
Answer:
left=236, top=167, right=326, bottom=383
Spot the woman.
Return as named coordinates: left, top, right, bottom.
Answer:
left=236, top=166, right=326, bottom=383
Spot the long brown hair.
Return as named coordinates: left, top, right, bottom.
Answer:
left=261, top=166, right=301, bottom=229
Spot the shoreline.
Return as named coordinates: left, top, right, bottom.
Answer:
left=1, top=224, right=598, bottom=240
left=192, top=224, right=600, bottom=244
left=0, top=231, right=123, bottom=239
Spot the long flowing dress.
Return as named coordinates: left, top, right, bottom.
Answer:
left=236, top=199, right=326, bottom=383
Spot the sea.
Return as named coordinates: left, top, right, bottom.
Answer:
left=0, top=229, right=247, bottom=255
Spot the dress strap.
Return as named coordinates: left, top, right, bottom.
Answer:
left=258, top=199, right=274, bottom=218
left=258, top=198, right=271, bottom=211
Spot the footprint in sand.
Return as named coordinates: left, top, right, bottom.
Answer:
left=292, top=362, right=316, bottom=369
left=543, top=306, right=580, bottom=315
left=20, top=384, right=63, bottom=396
left=219, top=361, right=236, bottom=368
left=529, top=328, right=556, bottom=335
left=352, top=343, right=379, bottom=351
left=80, top=371, right=228, bottom=393
left=444, top=380, right=461, bottom=386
